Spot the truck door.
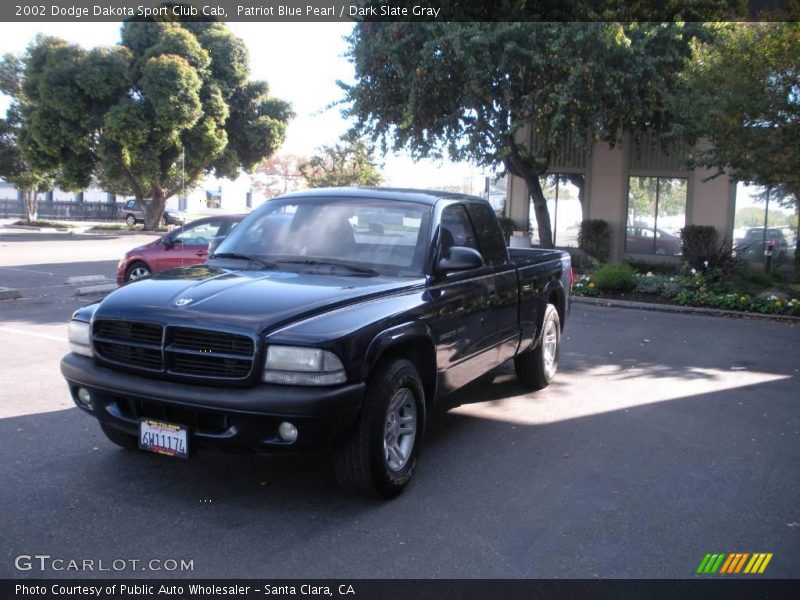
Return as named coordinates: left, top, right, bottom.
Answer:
left=465, top=202, right=520, bottom=366
left=428, top=204, right=497, bottom=393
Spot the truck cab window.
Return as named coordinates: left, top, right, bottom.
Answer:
left=440, top=204, right=479, bottom=253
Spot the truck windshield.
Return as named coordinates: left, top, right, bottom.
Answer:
left=212, top=197, right=433, bottom=276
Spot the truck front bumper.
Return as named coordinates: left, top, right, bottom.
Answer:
left=61, top=353, right=365, bottom=452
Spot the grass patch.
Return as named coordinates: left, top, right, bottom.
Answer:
left=12, top=219, right=74, bottom=229
left=89, top=223, right=141, bottom=231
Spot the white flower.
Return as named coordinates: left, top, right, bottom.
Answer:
left=691, top=268, right=697, bottom=275
left=645, top=271, right=653, bottom=277
left=768, top=294, right=777, bottom=301
left=704, top=260, right=709, bottom=268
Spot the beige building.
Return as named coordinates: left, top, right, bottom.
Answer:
left=505, top=129, right=736, bottom=262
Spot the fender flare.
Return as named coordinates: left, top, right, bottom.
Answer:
left=361, top=321, right=436, bottom=383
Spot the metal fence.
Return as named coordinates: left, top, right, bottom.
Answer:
left=0, top=199, right=121, bottom=221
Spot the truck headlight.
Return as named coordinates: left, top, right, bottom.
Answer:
left=263, top=346, right=346, bottom=386
left=68, top=320, right=93, bottom=358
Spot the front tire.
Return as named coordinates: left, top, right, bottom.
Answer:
left=125, top=261, right=151, bottom=283
left=515, top=303, right=561, bottom=390
left=125, top=214, right=136, bottom=227
left=334, top=359, right=425, bottom=498
left=99, top=422, right=138, bottom=450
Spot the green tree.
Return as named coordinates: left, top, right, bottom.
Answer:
left=0, top=55, right=53, bottom=223
left=9, top=20, right=292, bottom=230
left=680, top=23, right=800, bottom=278
left=734, top=206, right=767, bottom=229
left=299, top=133, right=382, bottom=188
left=341, top=22, right=708, bottom=247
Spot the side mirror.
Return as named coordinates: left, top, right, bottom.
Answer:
left=161, top=236, right=175, bottom=247
left=208, top=235, right=226, bottom=256
left=437, top=246, right=484, bottom=272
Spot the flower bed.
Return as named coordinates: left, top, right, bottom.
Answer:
left=573, top=266, right=800, bottom=317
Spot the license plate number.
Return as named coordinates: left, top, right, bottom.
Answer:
left=139, top=418, right=188, bottom=459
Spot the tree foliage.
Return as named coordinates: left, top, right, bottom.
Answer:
left=299, top=133, right=382, bottom=188
left=7, top=19, right=293, bottom=229
left=254, top=153, right=307, bottom=198
left=0, top=55, right=53, bottom=223
left=680, top=22, right=800, bottom=278
left=342, top=22, right=706, bottom=246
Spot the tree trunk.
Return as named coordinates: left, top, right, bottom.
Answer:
left=22, top=190, right=38, bottom=223
left=527, top=175, right=554, bottom=247
left=502, top=155, right=554, bottom=248
left=568, top=174, right=587, bottom=221
left=142, top=186, right=167, bottom=231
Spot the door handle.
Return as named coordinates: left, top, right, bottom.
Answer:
left=195, top=250, right=208, bottom=257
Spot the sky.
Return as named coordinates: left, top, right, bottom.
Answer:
left=0, top=21, right=483, bottom=190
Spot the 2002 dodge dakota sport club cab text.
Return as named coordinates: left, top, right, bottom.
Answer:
left=61, top=188, right=572, bottom=497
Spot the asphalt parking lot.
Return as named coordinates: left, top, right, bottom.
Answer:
left=1, top=228, right=798, bottom=579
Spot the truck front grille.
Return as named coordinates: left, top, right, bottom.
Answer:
left=92, top=319, right=255, bottom=381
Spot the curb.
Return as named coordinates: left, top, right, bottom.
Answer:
left=66, top=275, right=110, bottom=285
left=0, top=287, right=21, bottom=300
left=84, top=229, right=164, bottom=236
left=1, top=224, right=72, bottom=232
left=571, top=295, right=800, bottom=324
left=75, top=283, right=118, bottom=296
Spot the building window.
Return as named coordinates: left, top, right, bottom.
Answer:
left=626, top=177, right=687, bottom=255
left=530, top=174, right=584, bottom=247
left=733, top=183, right=797, bottom=262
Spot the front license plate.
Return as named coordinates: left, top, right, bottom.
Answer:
left=139, top=418, right=189, bottom=459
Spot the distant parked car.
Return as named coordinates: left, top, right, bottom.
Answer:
left=626, top=224, right=681, bottom=255
left=116, top=214, right=245, bottom=284
left=734, top=227, right=789, bottom=259
left=121, top=199, right=186, bottom=227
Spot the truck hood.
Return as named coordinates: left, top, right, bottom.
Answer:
left=93, top=265, right=423, bottom=334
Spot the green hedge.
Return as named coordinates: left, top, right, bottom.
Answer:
left=593, top=263, right=637, bottom=292
left=578, top=219, right=611, bottom=263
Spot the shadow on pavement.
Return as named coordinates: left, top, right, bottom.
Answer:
left=1, top=373, right=797, bottom=579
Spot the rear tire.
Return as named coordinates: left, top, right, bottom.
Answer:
left=515, top=303, right=561, bottom=390
left=334, top=359, right=425, bottom=498
left=99, top=422, right=138, bottom=450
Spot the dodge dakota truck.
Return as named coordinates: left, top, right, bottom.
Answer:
left=61, top=188, right=572, bottom=498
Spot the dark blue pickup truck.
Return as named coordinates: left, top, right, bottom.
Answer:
left=62, top=188, right=572, bottom=497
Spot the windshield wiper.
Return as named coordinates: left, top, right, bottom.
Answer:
left=209, top=253, right=277, bottom=269
left=277, top=259, right=379, bottom=277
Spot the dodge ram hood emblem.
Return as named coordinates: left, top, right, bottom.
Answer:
left=174, top=298, right=193, bottom=306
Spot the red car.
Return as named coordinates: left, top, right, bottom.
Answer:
left=116, top=214, right=245, bottom=285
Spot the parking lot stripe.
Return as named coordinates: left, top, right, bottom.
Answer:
left=0, top=265, right=56, bottom=275
left=0, top=326, right=66, bottom=342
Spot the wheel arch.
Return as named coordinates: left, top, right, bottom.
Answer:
left=541, top=278, right=566, bottom=332
left=362, top=323, right=437, bottom=406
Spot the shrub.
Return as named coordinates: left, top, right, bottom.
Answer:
left=680, top=224, right=741, bottom=276
left=594, top=263, right=637, bottom=292
left=496, top=215, right=516, bottom=243
left=625, top=258, right=681, bottom=276
left=634, top=273, right=682, bottom=298
left=578, top=219, right=611, bottom=263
